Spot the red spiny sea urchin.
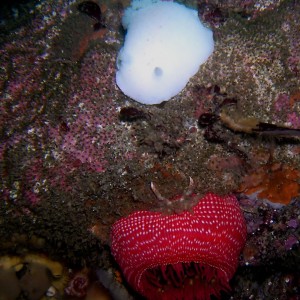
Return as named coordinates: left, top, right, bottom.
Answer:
left=111, top=193, right=247, bottom=299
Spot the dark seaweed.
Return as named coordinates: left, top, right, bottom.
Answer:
left=77, top=1, right=105, bottom=30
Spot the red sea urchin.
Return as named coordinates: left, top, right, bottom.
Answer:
left=111, top=193, right=247, bottom=299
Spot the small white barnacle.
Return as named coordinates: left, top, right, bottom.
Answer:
left=46, top=286, right=56, bottom=297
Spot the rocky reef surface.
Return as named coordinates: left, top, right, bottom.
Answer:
left=0, top=0, right=299, bottom=299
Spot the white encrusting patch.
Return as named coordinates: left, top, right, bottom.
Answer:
left=115, top=0, right=214, bottom=104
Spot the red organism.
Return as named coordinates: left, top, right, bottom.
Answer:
left=65, top=268, right=89, bottom=297
left=111, top=193, right=247, bottom=300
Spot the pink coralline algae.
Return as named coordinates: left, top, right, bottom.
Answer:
left=48, top=49, right=119, bottom=174
left=273, top=93, right=290, bottom=113
left=284, top=235, right=299, bottom=251
left=273, top=93, right=300, bottom=129
left=1, top=34, right=123, bottom=202
left=34, top=46, right=122, bottom=196
left=287, top=112, right=300, bottom=129
left=0, top=0, right=131, bottom=204
left=111, top=193, right=247, bottom=300
left=52, top=43, right=123, bottom=172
